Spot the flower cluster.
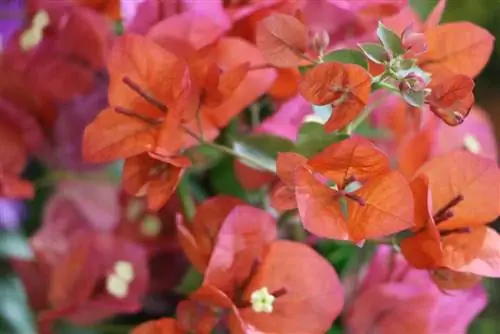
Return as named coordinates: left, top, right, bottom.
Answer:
left=0, top=0, right=498, bottom=333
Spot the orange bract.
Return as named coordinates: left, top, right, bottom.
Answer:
left=271, top=152, right=308, bottom=211
left=419, top=22, right=494, bottom=78
left=82, top=108, right=160, bottom=163
left=299, top=62, right=371, bottom=132
left=308, top=136, right=390, bottom=185
left=415, top=150, right=499, bottom=223
left=122, top=154, right=184, bottom=211
left=276, top=140, right=414, bottom=244
left=255, top=13, right=309, bottom=68
left=427, top=74, right=475, bottom=126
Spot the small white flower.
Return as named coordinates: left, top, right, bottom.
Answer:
left=113, top=261, right=135, bottom=283
left=463, top=133, right=481, bottom=154
left=250, top=287, right=276, bottom=314
left=106, top=274, right=129, bottom=299
left=20, top=10, right=50, bottom=51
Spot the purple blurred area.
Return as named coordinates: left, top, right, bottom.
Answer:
left=0, top=0, right=25, bottom=47
left=0, top=197, right=25, bottom=230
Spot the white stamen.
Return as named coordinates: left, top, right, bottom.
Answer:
left=20, top=10, right=50, bottom=51
left=250, top=287, right=275, bottom=314
left=113, top=261, right=135, bottom=283
left=463, top=134, right=481, bottom=154
left=106, top=274, right=129, bottom=299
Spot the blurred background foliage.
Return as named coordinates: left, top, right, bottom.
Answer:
left=1, top=0, right=499, bottom=333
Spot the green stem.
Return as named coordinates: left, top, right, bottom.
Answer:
left=249, top=104, right=260, bottom=129
left=348, top=92, right=390, bottom=133
left=181, top=125, right=275, bottom=174
left=177, top=177, right=196, bottom=220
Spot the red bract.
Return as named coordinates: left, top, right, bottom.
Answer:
left=426, top=74, right=475, bottom=126
left=400, top=151, right=500, bottom=278
left=273, top=137, right=414, bottom=244
left=299, top=62, right=371, bottom=132
left=39, top=231, right=149, bottom=328
left=132, top=318, right=183, bottom=334
left=180, top=241, right=343, bottom=334
left=7, top=3, right=111, bottom=102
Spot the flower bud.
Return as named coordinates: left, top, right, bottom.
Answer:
left=399, top=72, right=427, bottom=95
left=312, top=30, right=330, bottom=55
left=401, top=24, right=427, bottom=58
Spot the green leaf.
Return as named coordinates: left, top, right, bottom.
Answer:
left=184, top=144, right=224, bottom=174
left=232, top=134, right=295, bottom=173
left=327, top=325, right=343, bottom=334
left=376, top=22, right=404, bottom=57
left=295, top=122, right=350, bottom=157
left=0, top=266, right=36, bottom=334
left=354, top=117, right=392, bottom=139
left=0, top=232, right=33, bottom=260
left=175, top=267, right=203, bottom=295
left=358, top=43, right=389, bottom=64
left=323, top=49, right=369, bottom=69
left=298, top=65, right=313, bottom=74
left=402, top=89, right=425, bottom=107
left=209, top=156, right=248, bottom=200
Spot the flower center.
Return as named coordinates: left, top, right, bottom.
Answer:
left=106, top=260, right=135, bottom=299
left=250, top=287, right=276, bottom=314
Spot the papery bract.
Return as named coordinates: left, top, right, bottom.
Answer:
left=299, top=62, right=371, bottom=132
left=255, top=13, right=309, bottom=68
left=419, top=22, right=494, bottom=78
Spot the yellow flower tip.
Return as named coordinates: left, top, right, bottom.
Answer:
left=250, top=287, right=275, bottom=314
left=113, top=260, right=135, bottom=283
left=19, top=10, right=51, bottom=51
left=140, top=215, right=162, bottom=237
left=33, top=10, right=50, bottom=30
left=106, top=274, right=129, bottom=299
left=463, top=133, right=481, bottom=154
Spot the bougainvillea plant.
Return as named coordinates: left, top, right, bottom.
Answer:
left=0, top=0, right=499, bottom=333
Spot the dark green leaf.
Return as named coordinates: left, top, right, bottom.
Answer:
left=323, top=49, right=369, bottom=69
left=327, top=325, right=343, bottom=334
left=175, top=267, right=203, bottom=295
left=0, top=267, right=36, bottom=334
left=298, top=65, right=313, bottom=74
left=376, top=22, right=404, bottom=57
left=358, top=43, right=389, bottom=64
left=295, top=122, right=350, bottom=157
left=232, top=134, right=294, bottom=172
left=184, top=144, right=224, bottom=173
left=0, top=232, right=33, bottom=260
left=209, top=156, right=248, bottom=200
left=354, top=117, right=392, bottom=139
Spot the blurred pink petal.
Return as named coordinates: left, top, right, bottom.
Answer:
left=33, top=179, right=120, bottom=262
left=431, top=106, right=498, bottom=161
left=41, top=231, right=149, bottom=325
left=345, top=246, right=487, bottom=334
left=256, top=95, right=312, bottom=141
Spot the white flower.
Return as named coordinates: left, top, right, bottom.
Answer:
left=250, top=287, right=276, bottom=314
